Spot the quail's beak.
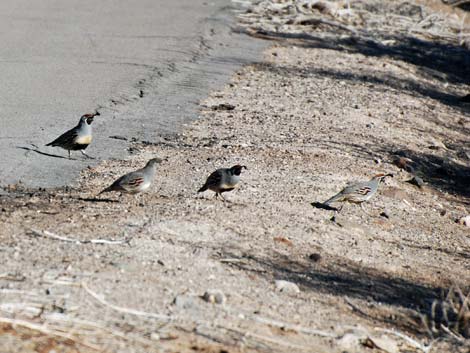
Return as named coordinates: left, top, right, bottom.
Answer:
left=87, top=116, right=94, bottom=124
left=386, top=173, right=394, bottom=178
left=242, top=165, right=248, bottom=170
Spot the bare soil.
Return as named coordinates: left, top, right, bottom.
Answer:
left=1, top=1, right=469, bottom=352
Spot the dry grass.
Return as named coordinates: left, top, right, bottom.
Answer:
left=421, top=284, right=470, bottom=341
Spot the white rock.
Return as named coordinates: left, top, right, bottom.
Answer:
left=457, top=215, right=470, bottom=227
left=202, top=290, right=226, bottom=304
left=275, top=280, right=300, bottom=293
left=173, top=294, right=197, bottom=309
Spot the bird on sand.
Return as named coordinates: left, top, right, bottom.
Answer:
left=198, top=165, right=247, bottom=200
left=323, top=173, right=393, bottom=214
left=98, top=158, right=162, bottom=196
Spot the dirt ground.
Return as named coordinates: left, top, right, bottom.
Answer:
left=1, top=1, right=469, bottom=352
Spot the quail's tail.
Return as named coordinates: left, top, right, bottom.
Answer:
left=198, top=184, right=208, bottom=193
left=98, top=186, right=112, bottom=195
left=323, top=193, right=342, bottom=206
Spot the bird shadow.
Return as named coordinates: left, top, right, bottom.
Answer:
left=77, top=197, right=119, bottom=203
left=16, top=146, right=75, bottom=160
left=310, top=201, right=338, bottom=211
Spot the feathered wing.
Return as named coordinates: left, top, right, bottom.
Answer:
left=46, top=127, right=78, bottom=147
left=98, top=172, right=139, bottom=195
left=120, top=172, right=146, bottom=193
left=198, top=169, right=223, bottom=192
left=323, top=182, right=374, bottom=205
left=98, top=175, right=125, bottom=195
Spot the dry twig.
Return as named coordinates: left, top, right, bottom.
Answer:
left=81, top=282, right=172, bottom=322
left=29, top=228, right=130, bottom=245
left=376, top=328, right=433, bottom=353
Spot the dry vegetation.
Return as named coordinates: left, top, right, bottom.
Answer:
left=1, top=0, right=470, bottom=352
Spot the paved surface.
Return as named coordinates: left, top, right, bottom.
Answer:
left=0, top=0, right=264, bottom=188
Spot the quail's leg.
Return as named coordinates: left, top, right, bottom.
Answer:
left=360, top=203, right=373, bottom=216
left=68, top=150, right=71, bottom=159
left=80, top=150, right=95, bottom=159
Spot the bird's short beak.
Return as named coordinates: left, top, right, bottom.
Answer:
left=386, top=173, right=394, bottom=177
left=242, top=165, right=248, bottom=170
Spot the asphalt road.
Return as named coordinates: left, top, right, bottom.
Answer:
left=0, top=0, right=263, bottom=188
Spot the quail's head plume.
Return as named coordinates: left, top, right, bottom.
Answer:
left=81, top=112, right=99, bottom=125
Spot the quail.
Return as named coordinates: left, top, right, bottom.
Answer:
left=46, top=112, right=99, bottom=159
left=98, top=158, right=162, bottom=195
left=323, top=173, right=393, bottom=213
left=198, top=165, right=247, bottom=200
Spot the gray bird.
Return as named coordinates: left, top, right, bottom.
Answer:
left=46, top=112, right=99, bottom=159
left=98, top=158, right=162, bottom=195
left=198, top=165, right=247, bottom=200
left=323, top=173, right=393, bottom=213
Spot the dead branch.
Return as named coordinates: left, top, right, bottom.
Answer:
left=29, top=228, right=130, bottom=245
left=238, top=0, right=469, bottom=46
left=0, top=273, right=26, bottom=281
left=81, top=282, right=172, bottom=322
left=217, top=324, right=312, bottom=350
left=226, top=307, right=338, bottom=338
left=440, top=325, right=465, bottom=342
left=376, top=328, right=433, bottom=353
left=240, top=312, right=338, bottom=338
left=44, top=312, right=157, bottom=347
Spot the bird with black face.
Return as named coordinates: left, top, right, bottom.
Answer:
left=46, top=111, right=99, bottom=159
left=198, top=165, right=247, bottom=200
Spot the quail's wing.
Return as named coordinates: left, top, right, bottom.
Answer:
left=46, top=126, right=78, bottom=147
left=204, top=169, right=224, bottom=188
left=343, top=182, right=372, bottom=196
left=119, top=171, right=147, bottom=192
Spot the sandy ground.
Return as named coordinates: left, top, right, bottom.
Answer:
left=0, top=0, right=264, bottom=188
left=1, top=0, right=470, bottom=352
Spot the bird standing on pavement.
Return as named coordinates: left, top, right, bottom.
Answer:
left=323, top=173, right=393, bottom=213
left=98, top=158, right=162, bottom=196
left=198, top=165, right=247, bottom=200
left=46, top=112, right=99, bottom=159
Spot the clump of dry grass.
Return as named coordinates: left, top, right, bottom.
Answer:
left=421, top=284, right=470, bottom=341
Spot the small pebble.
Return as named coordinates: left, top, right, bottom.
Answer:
left=173, top=294, right=197, bottom=309
left=275, top=280, right=300, bottom=294
left=202, top=290, right=226, bottom=304
left=457, top=215, right=470, bottom=227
